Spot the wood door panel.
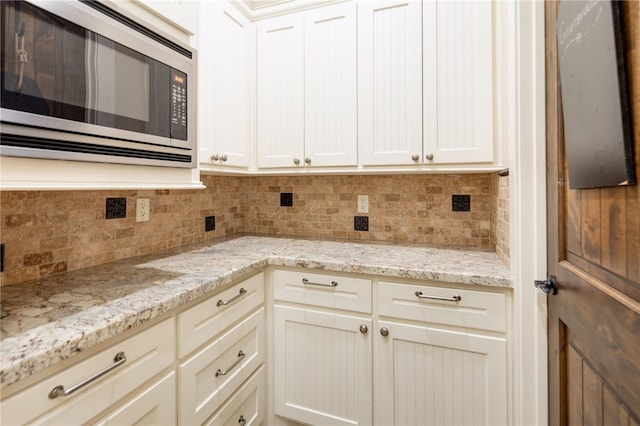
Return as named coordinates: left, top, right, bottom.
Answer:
left=546, top=1, right=640, bottom=425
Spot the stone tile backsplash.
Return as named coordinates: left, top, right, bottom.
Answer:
left=1, top=173, right=509, bottom=285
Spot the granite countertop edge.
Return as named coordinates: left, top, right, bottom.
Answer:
left=0, top=236, right=512, bottom=388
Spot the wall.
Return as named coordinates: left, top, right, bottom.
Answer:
left=491, top=173, right=510, bottom=268
left=1, top=173, right=509, bottom=286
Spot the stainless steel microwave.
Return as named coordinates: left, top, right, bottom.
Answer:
left=0, top=0, right=197, bottom=168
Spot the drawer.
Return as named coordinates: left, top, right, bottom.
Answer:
left=2, top=318, right=175, bottom=426
left=93, top=371, right=176, bottom=426
left=178, top=307, right=265, bottom=425
left=177, top=272, right=264, bottom=358
left=273, top=270, right=372, bottom=313
left=378, top=281, right=507, bottom=332
left=204, top=365, right=265, bottom=426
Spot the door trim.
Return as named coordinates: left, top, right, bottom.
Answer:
left=509, top=1, right=548, bottom=424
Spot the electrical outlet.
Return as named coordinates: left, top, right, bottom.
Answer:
left=357, top=195, right=369, bottom=214
left=136, top=198, right=150, bottom=222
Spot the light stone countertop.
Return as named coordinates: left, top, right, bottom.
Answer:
left=0, top=236, right=512, bottom=388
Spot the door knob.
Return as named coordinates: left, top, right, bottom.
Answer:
left=534, top=275, right=558, bottom=295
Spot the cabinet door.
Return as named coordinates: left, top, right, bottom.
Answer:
left=375, top=320, right=507, bottom=426
left=304, top=3, right=357, bottom=167
left=93, top=371, right=176, bottom=426
left=257, top=14, right=305, bottom=168
left=358, top=1, right=423, bottom=166
left=423, top=1, right=494, bottom=164
left=199, top=1, right=252, bottom=169
left=274, top=305, right=372, bottom=426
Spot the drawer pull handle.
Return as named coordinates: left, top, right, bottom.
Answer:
left=238, top=415, right=246, bottom=425
left=415, top=291, right=462, bottom=302
left=216, top=350, right=246, bottom=377
left=217, top=287, right=248, bottom=307
left=48, top=352, right=127, bottom=399
left=302, top=278, right=338, bottom=287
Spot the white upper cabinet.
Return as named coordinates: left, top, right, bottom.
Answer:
left=257, top=3, right=357, bottom=169
left=199, top=1, right=254, bottom=170
left=423, top=0, right=494, bottom=165
left=304, top=3, right=357, bottom=167
left=135, top=0, right=197, bottom=35
left=359, top=0, right=497, bottom=168
left=358, top=1, right=423, bottom=166
left=257, top=14, right=305, bottom=168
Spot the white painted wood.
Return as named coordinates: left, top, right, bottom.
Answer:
left=272, top=270, right=372, bottom=313
left=179, top=307, right=265, bottom=425
left=177, top=272, right=264, bottom=359
left=378, top=281, right=507, bottom=332
left=257, top=14, right=305, bottom=168
left=358, top=0, right=423, bottom=166
left=135, top=0, right=197, bottom=35
left=375, top=320, right=508, bottom=426
left=304, top=2, right=357, bottom=167
left=199, top=1, right=253, bottom=170
left=93, top=371, right=176, bottom=426
left=423, top=0, right=494, bottom=164
left=273, top=305, right=372, bottom=426
left=204, top=366, right=266, bottom=426
left=2, top=319, right=175, bottom=425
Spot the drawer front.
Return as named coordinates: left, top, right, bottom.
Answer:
left=178, top=307, right=265, bottom=425
left=273, top=270, right=372, bottom=313
left=204, top=366, right=265, bottom=426
left=378, top=281, right=507, bottom=332
left=177, top=272, right=264, bottom=358
left=93, top=371, right=176, bottom=426
left=2, top=318, right=175, bottom=426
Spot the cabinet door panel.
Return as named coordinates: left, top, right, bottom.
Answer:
left=93, top=371, right=176, bottom=426
left=423, top=1, right=493, bottom=164
left=375, top=320, right=507, bottom=426
left=204, top=366, right=265, bottom=426
left=202, top=2, right=252, bottom=168
left=305, top=3, right=357, bottom=167
left=257, top=14, right=305, bottom=168
left=358, top=1, right=423, bottom=166
left=274, top=305, right=372, bottom=426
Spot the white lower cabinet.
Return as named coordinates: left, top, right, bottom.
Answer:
left=1, top=318, right=176, bottom=426
left=205, top=365, right=266, bottom=426
left=273, top=305, right=373, bottom=426
left=270, top=270, right=509, bottom=426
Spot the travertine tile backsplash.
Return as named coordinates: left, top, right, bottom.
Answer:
left=1, top=173, right=509, bottom=286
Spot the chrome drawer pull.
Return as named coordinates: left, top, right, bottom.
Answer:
left=302, top=278, right=338, bottom=287
left=216, top=350, right=246, bottom=377
left=415, top=291, right=462, bottom=302
left=48, top=352, right=127, bottom=399
left=217, top=287, right=248, bottom=307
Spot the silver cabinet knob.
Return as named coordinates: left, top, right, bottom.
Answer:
left=380, top=327, right=389, bottom=337
left=359, top=324, right=368, bottom=334
left=425, top=153, right=434, bottom=161
left=220, top=154, right=228, bottom=162
left=293, top=158, right=300, bottom=165
left=210, top=154, right=220, bottom=161
left=238, top=415, right=246, bottom=425
left=304, top=157, right=311, bottom=165
left=411, top=154, right=420, bottom=161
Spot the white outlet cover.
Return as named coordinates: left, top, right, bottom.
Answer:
left=136, top=198, right=150, bottom=222
left=357, top=195, right=369, bottom=214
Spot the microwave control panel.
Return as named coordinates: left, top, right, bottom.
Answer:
left=170, top=69, right=188, bottom=141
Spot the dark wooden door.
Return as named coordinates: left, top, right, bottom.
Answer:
left=546, top=1, right=640, bottom=425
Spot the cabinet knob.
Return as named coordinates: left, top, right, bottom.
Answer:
left=425, top=153, right=434, bottom=161
left=359, top=324, right=368, bottom=334
left=238, top=415, right=246, bottom=425
left=411, top=154, right=420, bottom=161
left=210, top=154, right=219, bottom=161
left=304, top=157, right=311, bottom=165
left=220, top=154, right=228, bottom=162
left=293, top=158, right=300, bottom=165
left=380, top=327, right=389, bottom=337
